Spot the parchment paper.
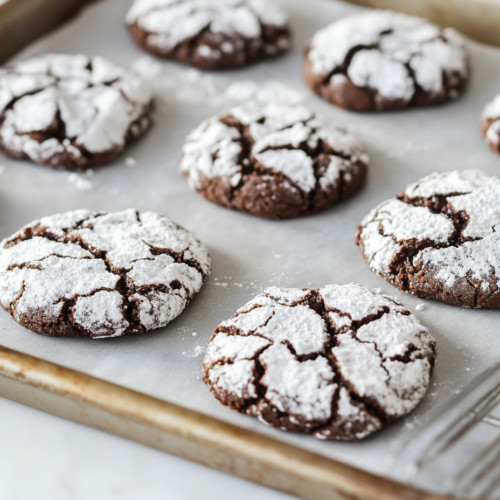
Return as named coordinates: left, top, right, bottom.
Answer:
left=1, top=0, right=500, bottom=496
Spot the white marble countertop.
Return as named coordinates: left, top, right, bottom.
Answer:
left=0, top=397, right=296, bottom=500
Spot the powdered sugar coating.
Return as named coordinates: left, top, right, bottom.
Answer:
left=73, top=291, right=129, bottom=338
left=305, top=10, right=468, bottom=111
left=0, top=209, right=210, bottom=338
left=126, top=0, right=290, bottom=69
left=180, top=103, right=368, bottom=219
left=203, top=283, right=435, bottom=440
left=404, top=169, right=489, bottom=198
left=0, top=54, right=153, bottom=170
left=357, top=170, right=500, bottom=308
left=482, top=94, right=500, bottom=153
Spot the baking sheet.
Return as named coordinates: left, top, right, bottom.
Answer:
left=1, top=0, right=500, bottom=496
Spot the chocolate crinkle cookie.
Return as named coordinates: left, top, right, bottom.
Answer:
left=304, top=10, right=469, bottom=111
left=180, top=104, right=368, bottom=219
left=357, top=170, right=500, bottom=308
left=481, top=94, right=500, bottom=154
left=0, top=54, right=153, bottom=170
left=126, top=0, right=290, bottom=69
left=203, top=284, right=436, bottom=440
left=0, top=209, right=210, bottom=338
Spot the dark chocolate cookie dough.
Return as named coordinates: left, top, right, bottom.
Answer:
left=0, top=209, right=210, bottom=338
left=126, top=0, right=290, bottom=69
left=357, top=170, right=500, bottom=308
left=304, top=10, right=469, bottom=111
left=0, top=54, right=153, bottom=171
left=180, top=103, right=368, bottom=219
left=203, top=284, right=436, bottom=440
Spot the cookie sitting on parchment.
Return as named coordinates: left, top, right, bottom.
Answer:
left=0, top=54, right=153, bottom=170
left=180, top=103, right=368, bottom=219
left=0, top=209, right=210, bottom=338
left=126, top=0, right=291, bottom=69
left=304, top=10, right=469, bottom=111
left=203, top=284, right=436, bottom=441
left=481, top=94, right=500, bottom=154
left=357, top=170, right=500, bottom=308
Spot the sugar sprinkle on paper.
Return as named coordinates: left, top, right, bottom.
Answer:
left=67, top=173, right=93, bottom=192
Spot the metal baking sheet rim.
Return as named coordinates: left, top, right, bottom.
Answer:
left=0, top=345, right=449, bottom=500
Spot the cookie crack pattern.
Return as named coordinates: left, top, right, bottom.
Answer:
left=8, top=282, right=26, bottom=317
left=321, top=304, right=406, bottom=423
left=0, top=54, right=154, bottom=171
left=304, top=10, right=469, bottom=111
left=326, top=304, right=393, bottom=331
left=482, top=94, right=500, bottom=154
left=203, top=283, right=436, bottom=441
left=0, top=209, right=211, bottom=338
left=319, top=42, right=378, bottom=87
left=125, top=0, right=290, bottom=70
left=180, top=103, right=368, bottom=219
left=357, top=170, right=500, bottom=308
left=145, top=243, right=207, bottom=278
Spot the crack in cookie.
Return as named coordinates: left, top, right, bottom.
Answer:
left=126, top=0, right=290, bottom=69
left=0, top=209, right=211, bottom=338
left=356, top=170, right=500, bottom=308
left=0, top=54, right=154, bottom=170
left=180, top=103, right=368, bottom=219
left=203, top=283, right=436, bottom=441
left=304, top=10, right=469, bottom=111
